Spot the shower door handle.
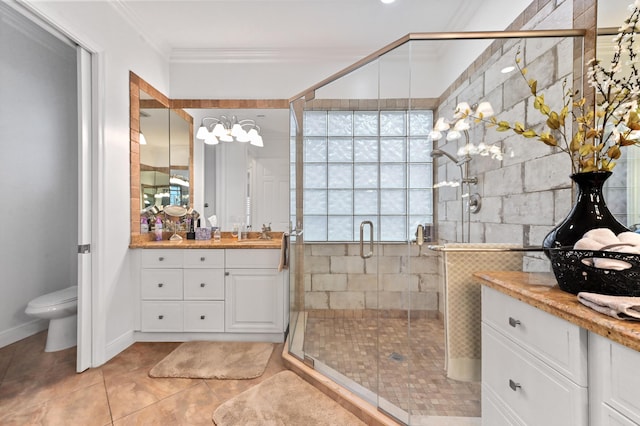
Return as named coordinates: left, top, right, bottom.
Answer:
left=359, top=221, right=373, bottom=259
left=416, top=224, right=424, bottom=246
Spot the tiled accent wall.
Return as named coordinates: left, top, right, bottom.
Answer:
left=433, top=0, right=597, bottom=272
left=303, top=243, right=439, bottom=312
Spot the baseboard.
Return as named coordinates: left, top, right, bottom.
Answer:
left=0, top=319, right=48, bottom=349
left=104, top=329, right=135, bottom=365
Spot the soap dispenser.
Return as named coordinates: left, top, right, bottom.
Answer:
left=140, top=217, right=149, bottom=234
left=154, top=216, right=163, bottom=241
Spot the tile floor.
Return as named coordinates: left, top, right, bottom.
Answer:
left=303, top=313, right=481, bottom=418
left=0, top=332, right=288, bottom=425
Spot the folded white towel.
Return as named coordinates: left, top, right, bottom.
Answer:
left=592, top=257, right=633, bottom=271
left=574, top=237, right=603, bottom=251
left=618, top=231, right=640, bottom=246
left=583, top=228, right=620, bottom=246
left=573, top=229, right=639, bottom=271
left=578, top=292, right=640, bottom=320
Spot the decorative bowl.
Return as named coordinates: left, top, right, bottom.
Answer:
left=548, top=247, right=640, bottom=296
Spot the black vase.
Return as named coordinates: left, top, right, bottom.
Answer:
left=543, top=171, right=629, bottom=256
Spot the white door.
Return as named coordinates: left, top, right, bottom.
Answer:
left=76, top=46, right=93, bottom=372
left=252, top=158, right=290, bottom=232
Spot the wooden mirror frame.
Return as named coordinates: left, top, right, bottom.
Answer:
left=130, top=71, right=288, bottom=243
left=130, top=72, right=194, bottom=243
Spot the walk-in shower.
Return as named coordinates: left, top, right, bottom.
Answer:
left=287, top=25, right=586, bottom=425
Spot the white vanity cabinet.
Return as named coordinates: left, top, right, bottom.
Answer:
left=135, top=248, right=287, bottom=342
left=589, top=332, right=640, bottom=425
left=481, top=286, right=589, bottom=426
left=225, top=249, right=284, bottom=333
left=140, top=249, right=225, bottom=332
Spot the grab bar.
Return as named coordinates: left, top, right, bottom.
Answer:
left=359, top=221, right=374, bottom=259
left=427, top=245, right=544, bottom=252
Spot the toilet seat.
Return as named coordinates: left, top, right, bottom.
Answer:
left=28, top=286, right=77, bottom=309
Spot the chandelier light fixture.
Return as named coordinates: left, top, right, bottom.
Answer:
left=196, top=115, right=264, bottom=147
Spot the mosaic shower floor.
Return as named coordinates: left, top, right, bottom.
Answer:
left=303, top=311, right=481, bottom=418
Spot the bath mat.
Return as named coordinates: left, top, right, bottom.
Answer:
left=212, top=370, right=366, bottom=425
left=149, top=341, right=274, bottom=379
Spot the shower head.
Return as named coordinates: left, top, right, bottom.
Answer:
left=430, top=149, right=460, bottom=164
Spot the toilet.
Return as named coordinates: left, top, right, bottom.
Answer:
left=25, top=286, right=78, bottom=352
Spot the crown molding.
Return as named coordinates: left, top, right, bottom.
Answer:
left=108, top=0, right=171, bottom=60
left=170, top=46, right=373, bottom=64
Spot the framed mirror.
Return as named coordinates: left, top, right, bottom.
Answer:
left=130, top=72, right=193, bottom=242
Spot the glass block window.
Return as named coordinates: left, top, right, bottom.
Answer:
left=302, top=110, right=434, bottom=242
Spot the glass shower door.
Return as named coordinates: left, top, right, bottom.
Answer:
left=287, top=42, right=423, bottom=422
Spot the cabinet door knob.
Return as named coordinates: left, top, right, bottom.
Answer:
left=158, top=315, right=164, bottom=320
left=158, top=283, right=164, bottom=288
left=200, top=283, right=206, bottom=287
left=200, top=257, right=206, bottom=262
left=508, top=317, right=521, bottom=327
left=225, top=272, right=230, bottom=276
left=509, top=379, right=521, bottom=391
left=158, top=257, right=164, bottom=261
left=200, top=315, right=205, bottom=320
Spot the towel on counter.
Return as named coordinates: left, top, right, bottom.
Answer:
left=278, top=233, right=289, bottom=272
left=577, top=292, right=640, bottom=320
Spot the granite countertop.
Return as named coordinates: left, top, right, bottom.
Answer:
left=473, top=271, right=640, bottom=353
left=129, top=232, right=284, bottom=249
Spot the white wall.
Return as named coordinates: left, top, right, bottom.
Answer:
left=0, top=4, right=78, bottom=346
left=22, top=0, right=171, bottom=364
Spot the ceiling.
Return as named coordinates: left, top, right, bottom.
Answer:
left=122, top=0, right=625, bottom=147
left=119, top=0, right=533, bottom=145
left=112, top=0, right=533, bottom=62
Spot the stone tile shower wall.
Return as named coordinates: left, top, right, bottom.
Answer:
left=433, top=0, right=595, bottom=272
left=304, top=243, right=439, bottom=313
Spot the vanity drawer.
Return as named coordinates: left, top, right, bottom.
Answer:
left=482, top=286, right=587, bottom=386
left=600, top=404, right=639, bottom=426
left=482, top=324, right=588, bottom=426
left=141, top=250, right=183, bottom=268
left=184, top=301, right=224, bottom=332
left=184, top=269, right=225, bottom=300
left=141, top=302, right=183, bottom=331
left=482, top=384, right=525, bottom=426
left=183, top=250, right=224, bottom=268
left=141, top=269, right=183, bottom=300
left=225, top=249, right=280, bottom=268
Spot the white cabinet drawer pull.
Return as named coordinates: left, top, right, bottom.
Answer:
left=508, top=317, right=521, bottom=327
left=158, top=256, right=164, bottom=261
left=509, top=379, right=521, bottom=391
left=200, top=315, right=205, bottom=320
left=200, top=283, right=206, bottom=287
left=157, top=283, right=164, bottom=288
left=158, top=315, right=164, bottom=320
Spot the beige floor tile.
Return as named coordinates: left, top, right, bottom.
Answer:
left=0, top=382, right=111, bottom=426
left=100, top=342, right=181, bottom=380
left=105, top=364, right=198, bottom=420
left=113, top=382, right=220, bottom=426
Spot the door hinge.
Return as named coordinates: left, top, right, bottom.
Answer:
left=78, top=244, right=91, bottom=254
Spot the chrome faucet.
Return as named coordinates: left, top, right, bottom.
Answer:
left=260, top=223, right=272, bottom=240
